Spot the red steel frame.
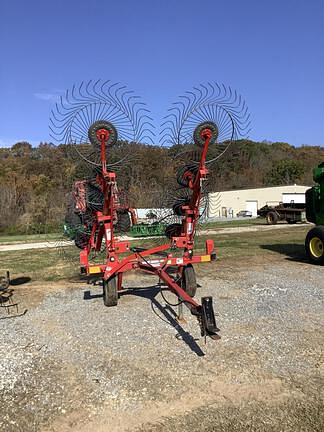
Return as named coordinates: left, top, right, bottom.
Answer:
left=79, top=126, right=217, bottom=315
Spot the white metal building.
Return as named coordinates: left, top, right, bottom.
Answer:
left=208, top=184, right=311, bottom=218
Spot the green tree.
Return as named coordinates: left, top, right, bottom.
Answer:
left=11, top=141, right=32, bottom=157
left=266, top=159, right=305, bottom=185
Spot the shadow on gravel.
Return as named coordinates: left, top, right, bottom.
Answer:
left=260, top=243, right=309, bottom=263
left=124, top=285, right=205, bottom=357
left=9, top=276, right=31, bottom=286
left=83, top=290, right=102, bottom=300
left=133, top=394, right=324, bottom=432
left=84, top=284, right=205, bottom=357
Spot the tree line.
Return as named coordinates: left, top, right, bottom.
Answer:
left=0, top=140, right=323, bottom=234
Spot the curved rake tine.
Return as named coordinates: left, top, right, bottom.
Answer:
left=159, top=81, right=251, bottom=151
left=49, top=79, right=156, bottom=167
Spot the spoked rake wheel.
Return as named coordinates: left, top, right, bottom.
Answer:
left=160, top=82, right=251, bottom=164
left=49, top=80, right=155, bottom=168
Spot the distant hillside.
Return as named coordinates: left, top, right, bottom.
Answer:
left=0, top=140, right=323, bottom=234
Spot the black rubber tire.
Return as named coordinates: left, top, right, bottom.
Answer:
left=88, top=120, right=118, bottom=148
left=173, top=198, right=191, bottom=216
left=305, top=226, right=324, bottom=265
left=165, top=223, right=182, bottom=239
left=176, top=164, right=198, bottom=188
left=86, top=183, right=104, bottom=212
left=74, top=232, right=90, bottom=249
left=266, top=211, right=278, bottom=225
left=103, top=275, right=118, bottom=306
left=182, top=264, right=197, bottom=297
left=115, top=210, right=131, bottom=233
left=65, top=193, right=82, bottom=226
left=193, top=121, right=218, bottom=147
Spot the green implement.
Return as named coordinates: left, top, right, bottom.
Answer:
left=129, top=223, right=166, bottom=237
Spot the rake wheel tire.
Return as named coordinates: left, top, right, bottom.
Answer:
left=88, top=120, right=118, bottom=148
left=176, top=164, right=198, bottom=188
left=182, top=264, right=197, bottom=297
left=86, top=183, right=104, bottom=212
left=165, top=223, right=182, bottom=239
left=173, top=198, right=191, bottom=216
left=65, top=194, right=82, bottom=226
left=74, top=232, right=90, bottom=249
left=103, top=275, right=118, bottom=306
left=193, top=121, right=219, bottom=147
left=115, top=210, right=131, bottom=233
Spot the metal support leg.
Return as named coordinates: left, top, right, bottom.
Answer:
left=176, top=300, right=186, bottom=323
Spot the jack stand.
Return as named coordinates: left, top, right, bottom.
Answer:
left=201, top=296, right=221, bottom=341
left=176, top=300, right=187, bottom=324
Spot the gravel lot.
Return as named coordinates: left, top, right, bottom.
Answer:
left=1, top=253, right=323, bottom=431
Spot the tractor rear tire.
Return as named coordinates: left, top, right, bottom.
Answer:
left=182, top=264, right=197, bottom=297
left=103, top=275, right=118, bottom=306
left=305, top=226, right=324, bottom=265
left=266, top=211, right=278, bottom=225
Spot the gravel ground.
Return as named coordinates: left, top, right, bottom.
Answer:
left=0, top=255, right=323, bottom=432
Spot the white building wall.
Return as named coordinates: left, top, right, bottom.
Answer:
left=136, top=208, right=170, bottom=219
left=208, top=185, right=311, bottom=218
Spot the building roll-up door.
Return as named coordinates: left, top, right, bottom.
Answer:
left=245, top=200, right=258, bottom=217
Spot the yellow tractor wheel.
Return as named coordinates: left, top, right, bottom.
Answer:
left=305, top=226, right=324, bottom=264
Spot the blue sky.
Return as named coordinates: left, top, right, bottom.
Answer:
left=0, top=0, right=323, bottom=147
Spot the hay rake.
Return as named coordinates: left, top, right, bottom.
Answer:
left=50, top=80, right=251, bottom=340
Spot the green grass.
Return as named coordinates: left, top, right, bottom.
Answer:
left=0, top=218, right=300, bottom=244
left=0, top=225, right=309, bottom=282
left=201, top=217, right=267, bottom=229
left=196, top=225, right=308, bottom=258
left=0, top=246, right=79, bottom=282
left=0, top=219, right=262, bottom=243
left=0, top=232, right=61, bottom=244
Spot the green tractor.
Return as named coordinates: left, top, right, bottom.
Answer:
left=305, top=162, right=324, bottom=264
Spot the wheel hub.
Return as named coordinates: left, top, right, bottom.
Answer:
left=310, top=237, right=323, bottom=258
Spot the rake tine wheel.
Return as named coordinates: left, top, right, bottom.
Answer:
left=160, top=82, right=251, bottom=153
left=159, top=82, right=251, bottom=235
left=48, top=80, right=155, bottom=261
left=49, top=79, right=155, bottom=167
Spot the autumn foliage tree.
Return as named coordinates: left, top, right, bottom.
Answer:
left=0, top=139, right=323, bottom=234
